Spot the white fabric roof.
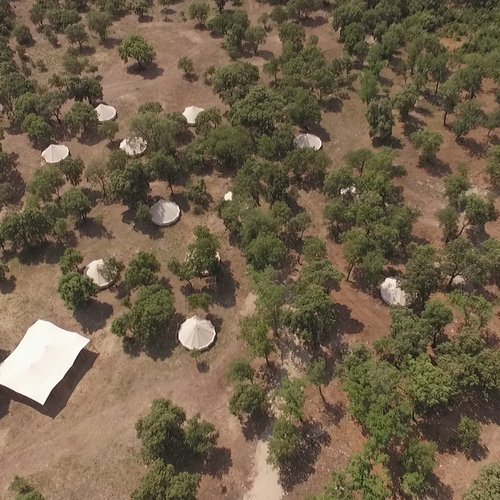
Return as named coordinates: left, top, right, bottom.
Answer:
left=340, top=186, right=357, bottom=196
left=41, top=144, right=69, bottom=164
left=178, top=316, right=216, bottom=351
left=294, top=133, right=322, bottom=150
left=380, top=278, right=408, bottom=307
left=224, top=191, right=233, bottom=201
left=150, top=200, right=181, bottom=227
left=182, top=106, right=205, bottom=125
left=95, top=103, right=117, bottom=122
left=119, top=137, right=147, bottom=156
left=85, top=259, right=112, bottom=289
left=0, top=320, right=89, bottom=405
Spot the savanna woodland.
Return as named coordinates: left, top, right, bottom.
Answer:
left=0, top=0, right=500, bottom=499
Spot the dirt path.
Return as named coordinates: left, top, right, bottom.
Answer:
left=243, top=425, right=283, bottom=500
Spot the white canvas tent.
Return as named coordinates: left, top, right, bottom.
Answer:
left=95, top=103, right=117, bottom=122
left=224, top=191, right=233, bottom=201
left=178, top=316, right=216, bottom=351
left=294, top=133, right=322, bottom=150
left=182, top=106, right=205, bottom=125
left=41, top=144, right=69, bottom=164
left=119, top=137, right=147, bottom=156
left=0, top=320, right=90, bottom=405
left=380, top=277, right=408, bottom=307
left=85, top=259, right=112, bottom=289
left=150, top=200, right=181, bottom=227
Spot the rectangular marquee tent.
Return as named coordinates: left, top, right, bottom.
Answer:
left=0, top=320, right=90, bottom=405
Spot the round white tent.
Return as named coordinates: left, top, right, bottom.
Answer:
left=182, top=106, right=205, bottom=125
left=150, top=200, right=181, bottom=227
left=41, top=144, right=69, bottom=164
left=84, top=259, right=113, bottom=289
left=224, top=191, right=233, bottom=201
left=178, top=316, right=216, bottom=351
left=380, top=277, right=408, bottom=307
left=95, top=103, right=117, bottom=122
left=119, top=137, right=147, bottom=156
left=294, top=133, right=322, bottom=150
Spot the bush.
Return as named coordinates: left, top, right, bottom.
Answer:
left=58, top=271, right=98, bottom=310
left=458, top=417, right=481, bottom=456
left=13, top=25, right=33, bottom=46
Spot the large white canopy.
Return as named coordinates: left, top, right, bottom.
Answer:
left=95, top=103, right=117, bottom=122
left=294, top=133, right=322, bottom=150
left=85, top=259, right=112, bottom=289
left=178, top=316, right=216, bottom=351
left=224, top=191, right=233, bottom=201
left=119, top=137, right=147, bottom=156
left=182, top=106, right=205, bottom=125
left=380, top=278, right=408, bottom=307
left=41, top=144, right=69, bottom=164
left=150, top=200, right=181, bottom=227
left=0, top=320, right=89, bottom=405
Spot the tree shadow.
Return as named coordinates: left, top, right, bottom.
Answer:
left=333, top=303, right=364, bottom=335
left=79, top=45, right=96, bottom=56
left=204, top=263, right=239, bottom=308
left=0, top=274, right=16, bottom=293
left=322, top=401, right=346, bottom=426
left=78, top=128, right=102, bottom=146
left=256, top=49, right=274, bottom=61
left=17, top=242, right=67, bottom=266
left=241, top=412, right=271, bottom=441
left=301, top=15, right=327, bottom=28
left=121, top=208, right=163, bottom=240
left=74, top=300, right=113, bottom=334
left=76, top=217, right=113, bottom=239
left=322, top=96, right=344, bottom=113
left=202, top=446, right=233, bottom=479
left=372, top=136, right=403, bottom=149
left=126, top=62, right=165, bottom=80
left=419, top=157, right=452, bottom=178
left=102, top=37, right=121, bottom=49
left=458, top=137, right=489, bottom=158
left=427, top=474, right=454, bottom=500
left=402, top=115, right=425, bottom=137
left=279, top=420, right=331, bottom=491
left=1, top=349, right=98, bottom=418
left=138, top=14, right=154, bottom=23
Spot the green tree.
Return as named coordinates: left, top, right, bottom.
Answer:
left=118, top=34, right=156, bottom=70
left=115, top=284, right=175, bottom=347
left=203, top=125, right=253, bottom=170
left=9, top=476, right=45, bottom=500
left=486, top=145, right=500, bottom=188
left=28, top=166, right=65, bottom=202
left=410, top=128, right=443, bottom=162
left=58, top=271, right=98, bottom=310
left=449, top=290, right=493, bottom=329
left=241, top=315, right=274, bottom=367
left=421, top=299, right=453, bottom=347
left=366, top=97, right=394, bottom=139
left=246, top=233, right=287, bottom=271
left=188, top=2, right=210, bottom=27
left=64, top=101, right=98, bottom=136
left=287, top=88, right=321, bottom=130
left=401, top=440, right=437, bottom=498
left=177, top=56, right=195, bottom=80
left=307, top=358, right=327, bottom=402
left=129, top=0, right=150, bottom=19
left=86, top=11, right=113, bottom=42
left=59, top=157, right=84, bottom=186
left=439, top=79, right=460, bottom=126
left=359, top=70, right=379, bottom=104
left=244, top=26, right=267, bottom=55
left=99, top=120, right=119, bottom=144
left=22, top=114, right=52, bottom=146
left=101, top=257, right=125, bottom=284
left=65, top=23, right=88, bottom=48
left=406, top=355, right=455, bottom=415
left=131, top=460, right=200, bottom=500
left=485, top=109, right=500, bottom=138
left=109, top=160, right=150, bottom=209
left=229, top=383, right=267, bottom=420
left=212, top=61, right=259, bottom=105
left=464, top=464, right=500, bottom=500
left=59, top=248, right=83, bottom=274
left=124, top=252, right=160, bottom=290
left=186, top=226, right=220, bottom=277
left=187, top=292, right=213, bottom=313
left=184, top=414, right=218, bottom=456
left=444, top=166, right=470, bottom=209
left=402, top=243, right=441, bottom=306
left=458, top=416, right=481, bottom=456
left=458, top=194, right=496, bottom=236
left=437, top=205, right=459, bottom=242
left=393, top=84, right=419, bottom=120
left=267, top=418, right=301, bottom=468
left=452, top=100, right=485, bottom=140
left=61, top=187, right=92, bottom=220
left=85, top=160, right=111, bottom=197
left=441, top=237, right=486, bottom=288
left=227, top=359, right=254, bottom=383
left=278, top=377, right=306, bottom=423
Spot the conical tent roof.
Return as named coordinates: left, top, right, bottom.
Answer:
left=178, top=316, right=216, bottom=350
left=224, top=191, right=233, bottom=201
left=182, top=106, right=205, bottom=125
left=294, top=133, right=322, bottom=150
left=84, top=259, right=112, bottom=289
left=95, top=103, right=117, bottom=122
left=150, top=200, right=181, bottom=227
left=119, top=137, right=147, bottom=156
left=41, top=144, right=69, bottom=164
left=380, top=277, right=408, bottom=307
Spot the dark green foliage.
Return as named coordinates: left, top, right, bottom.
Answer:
left=486, top=145, right=500, bottom=188
left=458, top=416, right=481, bottom=456
left=65, top=101, right=98, bottom=136
left=240, top=315, right=274, bottom=366
left=452, top=100, right=485, bottom=139
left=109, top=160, right=150, bottom=209
left=124, top=252, right=160, bottom=290
left=229, top=382, right=267, bottom=419
left=464, top=464, right=500, bottom=500
left=267, top=418, right=301, bottom=468
left=59, top=157, right=84, bottom=186
left=101, top=257, right=124, bottom=284
left=401, top=440, right=437, bottom=498
left=28, top=166, right=65, bottom=202
left=61, top=187, right=91, bottom=220
left=58, top=271, right=97, bottom=310
left=278, top=377, right=306, bottom=423
left=86, top=11, right=113, bottom=42
left=59, top=248, right=83, bottom=274
left=410, top=128, right=443, bottom=162
left=246, top=233, right=287, bottom=271
left=227, top=359, right=254, bottom=383
left=212, top=61, right=259, bottom=105
left=203, top=125, right=253, bottom=170
left=9, top=476, right=45, bottom=500
left=366, top=97, right=394, bottom=139
left=118, top=34, right=156, bottom=69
